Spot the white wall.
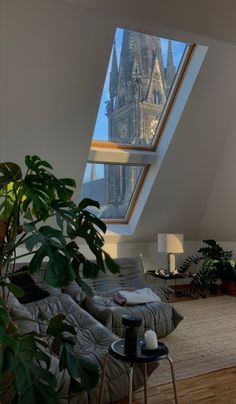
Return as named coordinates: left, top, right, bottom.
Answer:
left=0, top=0, right=115, bottom=186
left=2, top=0, right=236, bottom=253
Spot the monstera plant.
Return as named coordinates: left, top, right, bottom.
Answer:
left=0, top=155, right=119, bottom=403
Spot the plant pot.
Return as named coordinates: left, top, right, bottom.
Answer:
left=222, top=280, right=236, bottom=296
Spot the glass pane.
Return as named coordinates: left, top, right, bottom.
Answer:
left=93, top=28, right=187, bottom=146
left=80, top=163, right=144, bottom=219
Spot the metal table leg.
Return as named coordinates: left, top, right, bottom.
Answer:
left=128, top=364, right=134, bottom=404
left=166, top=356, right=178, bottom=404
left=143, top=363, right=148, bottom=404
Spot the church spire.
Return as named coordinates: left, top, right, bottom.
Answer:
left=165, top=40, right=176, bottom=95
left=109, top=41, right=118, bottom=100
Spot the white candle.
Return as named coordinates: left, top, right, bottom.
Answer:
left=144, top=330, right=158, bottom=349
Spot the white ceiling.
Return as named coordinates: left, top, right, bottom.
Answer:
left=2, top=0, right=236, bottom=241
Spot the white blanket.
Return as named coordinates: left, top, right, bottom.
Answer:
left=118, top=287, right=161, bottom=305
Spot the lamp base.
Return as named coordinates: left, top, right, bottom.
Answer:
left=167, top=253, right=176, bottom=274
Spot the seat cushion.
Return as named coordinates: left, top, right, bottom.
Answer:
left=84, top=295, right=183, bottom=339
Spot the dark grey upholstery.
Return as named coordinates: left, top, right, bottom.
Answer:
left=11, top=264, right=157, bottom=403
left=64, top=257, right=183, bottom=339
left=84, top=295, right=183, bottom=338
left=83, top=257, right=174, bottom=302
left=25, top=293, right=153, bottom=403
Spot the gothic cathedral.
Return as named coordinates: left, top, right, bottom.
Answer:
left=104, top=29, right=175, bottom=216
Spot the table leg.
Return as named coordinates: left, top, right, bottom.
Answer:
left=129, top=364, right=134, bottom=404
left=99, top=353, right=109, bottom=404
left=143, top=363, right=148, bottom=404
left=166, top=356, right=178, bottom=404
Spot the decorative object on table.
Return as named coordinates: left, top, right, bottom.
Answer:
left=179, top=239, right=236, bottom=294
left=158, top=233, right=184, bottom=274
left=144, top=329, right=158, bottom=350
left=122, top=315, right=142, bottom=356
left=0, top=155, right=119, bottom=403
left=155, top=268, right=184, bottom=277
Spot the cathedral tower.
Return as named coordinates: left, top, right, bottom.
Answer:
left=104, top=29, right=175, bottom=214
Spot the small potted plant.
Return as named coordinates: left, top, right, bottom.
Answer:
left=179, top=240, right=236, bottom=295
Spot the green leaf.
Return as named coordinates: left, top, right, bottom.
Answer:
left=30, top=365, right=57, bottom=389
left=33, top=350, right=51, bottom=370
left=0, top=162, right=22, bottom=187
left=60, top=178, right=76, bottom=188
left=46, top=314, right=65, bottom=336
left=25, top=233, right=44, bottom=252
left=82, top=260, right=99, bottom=279
left=79, top=198, right=100, bottom=210
left=28, top=246, right=47, bottom=274
left=104, top=252, right=120, bottom=274
left=44, top=251, right=75, bottom=287
left=76, top=278, right=93, bottom=297
left=25, top=155, right=53, bottom=171
left=38, top=225, right=66, bottom=246
left=46, top=315, right=76, bottom=338
left=60, top=343, right=99, bottom=392
left=51, top=335, right=63, bottom=356
left=23, top=222, right=36, bottom=233
left=7, top=283, right=25, bottom=298
left=0, top=334, right=17, bottom=352
left=14, top=362, right=29, bottom=394
left=33, top=380, right=58, bottom=404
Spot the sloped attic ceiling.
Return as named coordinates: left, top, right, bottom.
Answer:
left=1, top=0, right=236, bottom=242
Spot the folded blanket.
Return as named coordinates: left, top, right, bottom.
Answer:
left=114, top=287, right=161, bottom=305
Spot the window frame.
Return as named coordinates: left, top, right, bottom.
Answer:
left=83, top=43, right=196, bottom=223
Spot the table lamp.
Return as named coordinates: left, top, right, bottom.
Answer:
left=158, top=233, right=184, bottom=273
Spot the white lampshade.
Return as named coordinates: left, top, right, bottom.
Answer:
left=158, top=233, right=184, bottom=253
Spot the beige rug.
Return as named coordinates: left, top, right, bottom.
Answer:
left=148, top=295, right=236, bottom=387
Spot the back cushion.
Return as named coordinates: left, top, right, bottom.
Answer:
left=84, top=257, right=145, bottom=293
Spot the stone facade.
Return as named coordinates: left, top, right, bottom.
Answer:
left=104, top=29, right=175, bottom=215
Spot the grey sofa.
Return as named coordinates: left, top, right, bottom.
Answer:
left=65, top=257, right=183, bottom=339
left=7, top=270, right=156, bottom=404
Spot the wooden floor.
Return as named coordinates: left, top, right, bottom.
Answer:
left=116, top=293, right=235, bottom=403
left=116, top=367, right=236, bottom=403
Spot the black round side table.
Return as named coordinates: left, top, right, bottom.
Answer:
left=99, top=337, right=178, bottom=404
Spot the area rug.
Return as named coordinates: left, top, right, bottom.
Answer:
left=148, top=295, right=236, bottom=387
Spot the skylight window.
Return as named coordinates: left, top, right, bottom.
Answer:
left=81, top=163, right=147, bottom=220
left=80, top=27, right=201, bottom=226
left=92, top=28, right=188, bottom=147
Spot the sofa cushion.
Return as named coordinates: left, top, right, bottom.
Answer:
left=84, top=295, right=183, bottom=339
left=81, top=257, right=173, bottom=302
left=10, top=266, right=50, bottom=303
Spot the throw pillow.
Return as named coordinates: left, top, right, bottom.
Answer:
left=9, top=266, right=49, bottom=304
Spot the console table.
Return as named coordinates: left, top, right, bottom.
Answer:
left=146, top=270, right=192, bottom=290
